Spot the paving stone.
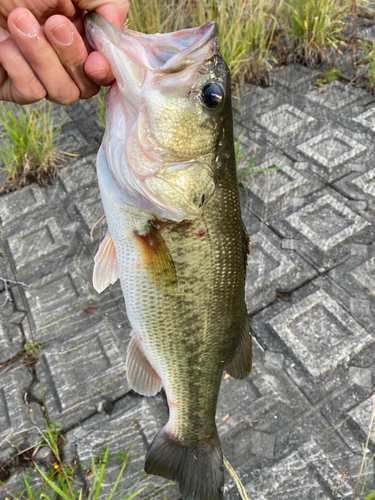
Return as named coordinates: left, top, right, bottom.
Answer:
left=251, top=276, right=374, bottom=403
left=36, top=318, right=130, bottom=428
left=358, top=24, right=375, bottom=41
left=217, top=364, right=285, bottom=437
left=24, top=258, right=98, bottom=343
left=332, top=170, right=375, bottom=210
left=307, top=81, right=363, bottom=111
left=0, top=368, right=39, bottom=454
left=255, top=103, right=316, bottom=138
left=328, top=246, right=375, bottom=329
left=7, top=217, right=70, bottom=274
left=352, top=168, right=375, bottom=197
left=73, top=186, right=108, bottom=247
left=296, top=130, right=367, bottom=182
left=235, top=127, right=263, bottom=166
left=219, top=340, right=310, bottom=472
left=65, top=99, right=103, bottom=148
left=268, top=289, right=372, bottom=381
left=321, top=386, right=375, bottom=461
left=353, top=105, right=375, bottom=133
left=0, top=323, right=23, bottom=364
left=243, top=226, right=316, bottom=314
left=264, top=351, right=284, bottom=371
left=59, top=154, right=97, bottom=195
left=348, top=366, right=373, bottom=388
left=242, top=156, right=323, bottom=219
left=233, top=84, right=278, bottom=123
left=65, top=395, right=179, bottom=499
left=0, top=184, right=47, bottom=227
left=270, top=191, right=372, bottom=268
left=349, top=254, right=375, bottom=295
left=226, top=438, right=353, bottom=500
left=351, top=395, right=375, bottom=437
left=270, top=64, right=319, bottom=93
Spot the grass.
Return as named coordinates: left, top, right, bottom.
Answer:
left=0, top=418, right=148, bottom=500
left=235, top=133, right=283, bottom=190
left=360, top=41, right=375, bottom=90
left=314, top=67, right=343, bottom=90
left=0, top=101, right=71, bottom=191
left=280, top=0, right=351, bottom=66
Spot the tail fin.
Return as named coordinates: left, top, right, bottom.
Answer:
left=145, top=427, right=224, bottom=500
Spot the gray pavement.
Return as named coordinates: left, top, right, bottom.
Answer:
left=0, top=60, right=375, bottom=499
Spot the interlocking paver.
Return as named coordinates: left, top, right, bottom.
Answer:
left=242, top=226, right=316, bottom=314
left=269, top=189, right=374, bottom=269
left=36, top=318, right=130, bottom=427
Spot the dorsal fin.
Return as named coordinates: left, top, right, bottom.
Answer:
left=93, top=230, right=119, bottom=293
left=126, top=331, right=163, bottom=396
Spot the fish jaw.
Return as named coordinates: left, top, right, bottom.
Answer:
left=84, top=13, right=226, bottom=222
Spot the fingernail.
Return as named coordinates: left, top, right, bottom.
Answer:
left=0, top=28, right=10, bottom=43
left=90, top=70, right=108, bottom=81
left=51, top=23, right=73, bottom=46
left=14, top=12, right=38, bottom=37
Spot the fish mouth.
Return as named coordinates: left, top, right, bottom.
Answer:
left=84, top=12, right=218, bottom=78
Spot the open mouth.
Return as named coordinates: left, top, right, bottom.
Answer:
left=84, top=13, right=218, bottom=74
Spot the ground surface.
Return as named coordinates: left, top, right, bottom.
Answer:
left=0, top=54, right=375, bottom=499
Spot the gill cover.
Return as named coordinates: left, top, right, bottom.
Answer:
left=85, top=13, right=227, bottom=221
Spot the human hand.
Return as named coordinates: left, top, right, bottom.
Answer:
left=0, top=0, right=128, bottom=104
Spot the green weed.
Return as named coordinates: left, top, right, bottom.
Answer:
left=360, top=41, right=375, bottom=90
left=0, top=101, right=67, bottom=191
left=24, top=342, right=41, bottom=358
left=314, top=68, right=343, bottom=90
left=1, top=436, right=148, bottom=500
left=281, top=0, right=350, bottom=65
left=235, top=133, right=283, bottom=189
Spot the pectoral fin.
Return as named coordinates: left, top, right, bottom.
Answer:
left=225, top=312, right=252, bottom=379
left=134, top=223, right=177, bottom=289
left=93, top=231, right=119, bottom=293
left=126, top=331, right=163, bottom=396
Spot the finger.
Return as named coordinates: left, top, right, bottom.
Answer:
left=8, top=8, right=80, bottom=104
left=74, top=0, right=129, bottom=30
left=84, top=50, right=114, bottom=86
left=44, top=15, right=99, bottom=99
left=0, top=27, right=46, bottom=103
left=0, top=1, right=79, bottom=30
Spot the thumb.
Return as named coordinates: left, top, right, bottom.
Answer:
left=74, top=0, right=129, bottom=30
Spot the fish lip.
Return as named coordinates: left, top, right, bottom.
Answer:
left=84, top=13, right=218, bottom=73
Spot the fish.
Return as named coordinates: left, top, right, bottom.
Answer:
left=84, top=13, right=252, bottom=500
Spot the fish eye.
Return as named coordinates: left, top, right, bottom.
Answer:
left=201, top=82, right=224, bottom=109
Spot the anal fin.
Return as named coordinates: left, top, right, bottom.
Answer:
left=126, top=331, right=163, bottom=397
left=225, top=311, right=252, bottom=379
left=93, top=230, right=119, bottom=293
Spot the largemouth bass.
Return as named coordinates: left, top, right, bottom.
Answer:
left=85, top=13, right=252, bottom=500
